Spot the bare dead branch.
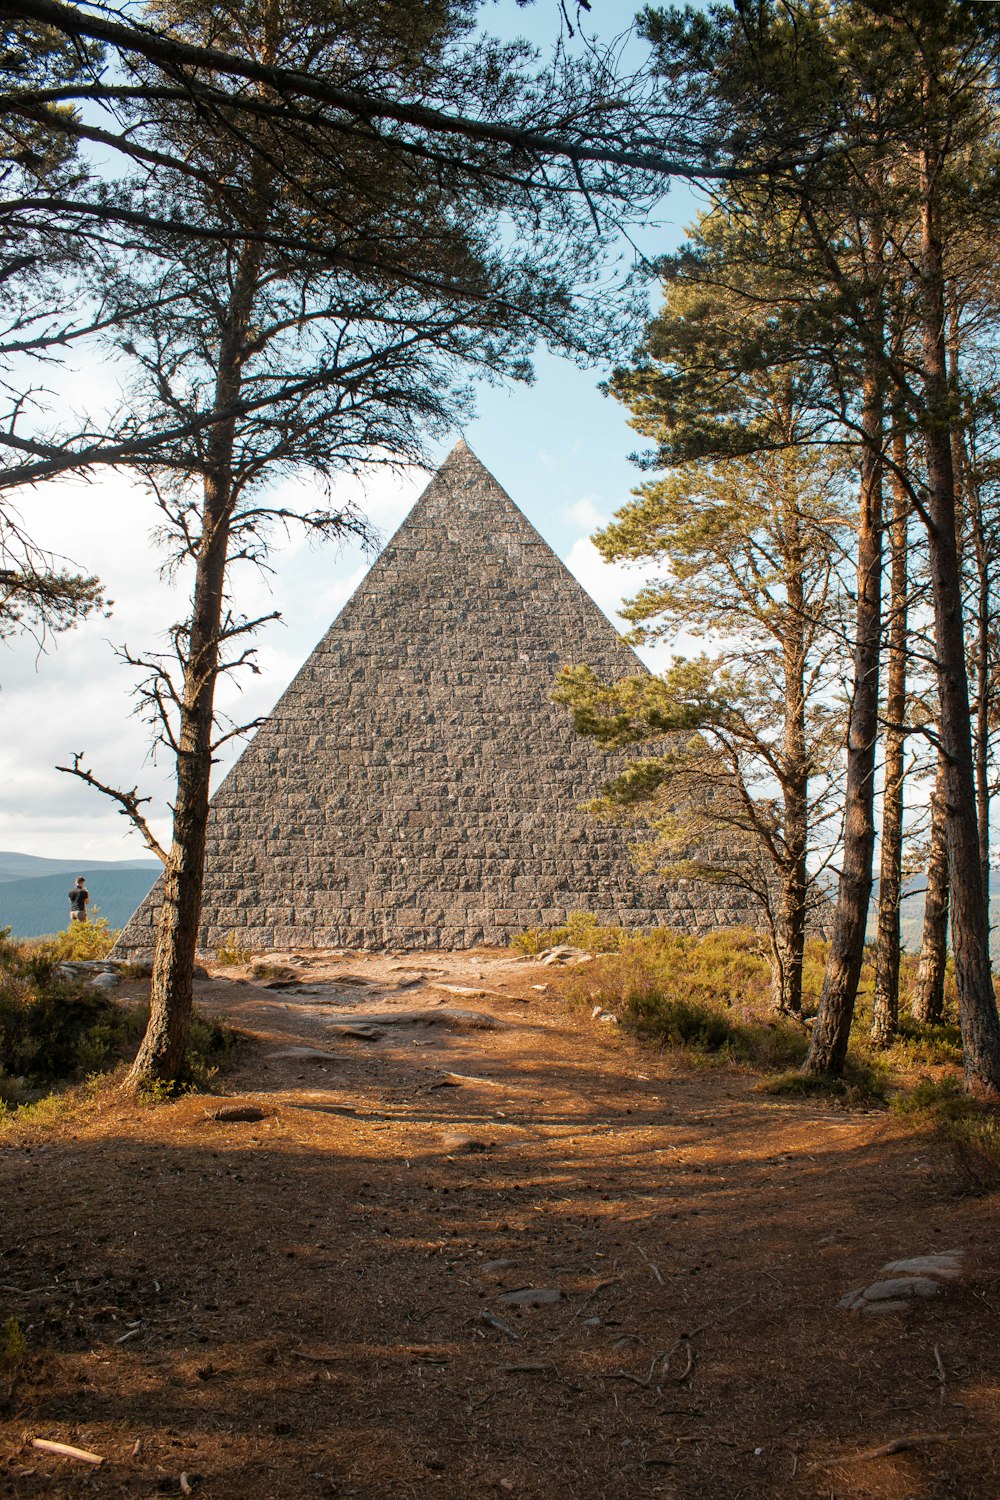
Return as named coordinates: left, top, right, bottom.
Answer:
left=56, top=750, right=167, bottom=862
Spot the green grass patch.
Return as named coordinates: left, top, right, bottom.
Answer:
left=537, top=924, right=815, bottom=1072
left=511, top=911, right=627, bottom=956
left=0, top=928, right=144, bottom=1101
left=756, top=1056, right=889, bottom=1105
left=890, top=1072, right=976, bottom=1120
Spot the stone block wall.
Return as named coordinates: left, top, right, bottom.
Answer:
left=116, top=442, right=757, bottom=956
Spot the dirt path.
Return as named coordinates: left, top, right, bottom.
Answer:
left=2, top=949, right=1000, bottom=1499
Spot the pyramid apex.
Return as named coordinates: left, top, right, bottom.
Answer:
left=437, top=436, right=482, bottom=467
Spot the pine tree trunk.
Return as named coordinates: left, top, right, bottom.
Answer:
left=948, top=353, right=992, bottom=909
left=918, top=114, right=1000, bottom=1094
left=128, top=242, right=264, bottom=1088
left=967, top=459, right=992, bottom=909
left=804, top=372, right=883, bottom=1076
left=128, top=488, right=233, bottom=1083
left=911, top=754, right=949, bottom=1026
left=772, top=856, right=807, bottom=1015
left=775, top=738, right=808, bottom=1016
left=773, top=468, right=809, bottom=1016
left=871, top=439, right=908, bottom=1046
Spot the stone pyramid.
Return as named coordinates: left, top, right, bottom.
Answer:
left=117, top=441, right=749, bottom=954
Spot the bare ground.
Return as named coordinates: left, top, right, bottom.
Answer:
left=1, top=948, right=999, bottom=1500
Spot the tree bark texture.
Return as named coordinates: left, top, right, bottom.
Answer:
left=911, top=753, right=949, bottom=1026
left=805, top=373, right=883, bottom=1076
left=766, top=466, right=811, bottom=1015
left=773, top=695, right=808, bottom=1015
left=918, top=111, right=1000, bottom=1093
left=871, top=438, right=908, bottom=1045
left=128, top=238, right=265, bottom=1086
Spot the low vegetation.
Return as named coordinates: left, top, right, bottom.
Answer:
left=941, top=1115, right=1000, bottom=1196
left=216, top=930, right=256, bottom=966
left=0, top=927, right=235, bottom=1115
left=522, top=917, right=971, bottom=1103
left=32, top=916, right=119, bottom=962
left=542, top=922, right=817, bottom=1071
left=517, top=917, right=1000, bottom=1195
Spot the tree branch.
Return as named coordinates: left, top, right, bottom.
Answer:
left=56, top=750, right=167, bottom=862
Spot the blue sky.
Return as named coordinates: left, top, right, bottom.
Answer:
left=0, top=0, right=701, bottom=861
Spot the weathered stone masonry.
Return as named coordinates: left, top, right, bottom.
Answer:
left=116, top=441, right=752, bottom=954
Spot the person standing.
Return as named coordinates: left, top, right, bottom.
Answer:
left=68, top=877, right=90, bottom=924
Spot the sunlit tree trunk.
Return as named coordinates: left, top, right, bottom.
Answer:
left=911, top=753, right=949, bottom=1026
left=917, top=91, right=1000, bottom=1094
left=774, top=549, right=809, bottom=1016
left=805, top=369, right=883, bottom=1075
left=871, top=433, right=908, bottom=1045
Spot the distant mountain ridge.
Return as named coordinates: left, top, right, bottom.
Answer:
left=0, top=851, right=161, bottom=884
left=0, top=852, right=161, bottom=938
left=868, top=872, right=1000, bottom=961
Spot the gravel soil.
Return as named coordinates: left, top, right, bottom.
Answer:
left=1, top=947, right=998, bottom=1500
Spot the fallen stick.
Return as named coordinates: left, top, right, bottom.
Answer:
left=32, top=1439, right=104, bottom=1465
left=554, top=1278, right=621, bottom=1340
left=635, top=1244, right=665, bottom=1287
left=809, top=1433, right=951, bottom=1470
left=933, top=1344, right=947, bottom=1390
left=477, top=1310, right=520, bottom=1341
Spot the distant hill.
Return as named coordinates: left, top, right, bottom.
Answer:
left=0, top=863, right=161, bottom=938
left=868, top=872, right=1000, bottom=962
left=0, top=850, right=161, bottom=884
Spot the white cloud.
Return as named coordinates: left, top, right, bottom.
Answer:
left=0, top=462, right=425, bottom=859
left=563, top=497, right=607, bottom=533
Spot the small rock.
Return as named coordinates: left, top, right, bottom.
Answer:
left=482, top=1259, right=518, bottom=1273
left=531, top=984, right=548, bottom=993
left=208, top=1104, right=271, bottom=1123
left=541, top=946, right=587, bottom=966
left=881, top=1252, right=964, bottom=1280
left=441, top=1132, right=491, bottom=1153
left=90, top=971, right=120, bottom=991
left=840, top=1249, right=967, bottom=1313
left=499, top=1287, right=563, bottom=1307
left=840, top=1276, right=943, bottom=1311
left=325, top=1024, right=383, bottom=1041
left=591, top=1005, right=617, bottom=1023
